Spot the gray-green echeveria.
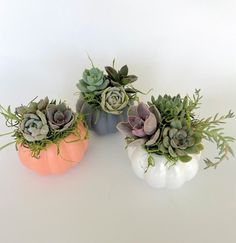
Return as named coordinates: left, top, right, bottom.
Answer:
left=46, top=103, right=75, bottom=131
left=20, top=110, right=49, bottom=142
left=77, top=67, right=109, bottom=93
left=159, top=120, right=204, bottom=162
left=101, top=86, right=129, bottom=115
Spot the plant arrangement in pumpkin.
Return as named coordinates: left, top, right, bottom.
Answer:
left=76, top=59, right=143, bottom=135
left=0, top=97, right=88, bottom=175
left=117, top=90, right=235, bottom=188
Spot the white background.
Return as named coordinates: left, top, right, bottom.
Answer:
left=0, top=0, right=236, bottom=243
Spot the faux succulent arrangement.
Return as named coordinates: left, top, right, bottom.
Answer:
left=77, top=59, right=139, bottom=115
left=75, top=59, right=146, bottom=135
left=0, top=97, right=88, bottom=158
left=117, top=90, right=235, bottom=169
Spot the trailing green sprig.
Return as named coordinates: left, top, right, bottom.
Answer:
left=0, top=105, right=20, bottom=127
left=186, top=89, right=202, bottom=114
left=194, top=110, right=235, bottom=168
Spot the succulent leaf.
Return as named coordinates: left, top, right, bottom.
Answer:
left=119, top=65, right=128, bottom=77
left=145, top=129, right=161, bottom=146
left=116, top=122, right=134, bottom=137
left=179, top=155, right=192, bottom=163
left=105, top=66, right=119, bottom=81
left=143, top=113, right=157, bottom=135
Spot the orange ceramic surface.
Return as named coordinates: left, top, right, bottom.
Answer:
left=17, top=122, right=88, bottom=175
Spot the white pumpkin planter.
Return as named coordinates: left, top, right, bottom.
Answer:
left=127, top=143, right=201, bottom=189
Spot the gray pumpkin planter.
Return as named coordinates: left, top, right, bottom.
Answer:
left=76, top=97, right=128, bottom=135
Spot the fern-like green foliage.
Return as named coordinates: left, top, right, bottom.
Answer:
left=193, top=110, right=235, bottom=168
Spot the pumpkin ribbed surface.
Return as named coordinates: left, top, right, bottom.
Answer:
left=127, top=143, right=200, bottom=189
left=18, top=122, right=88, bottom=175
left=76, top=97, right=128, bottom=135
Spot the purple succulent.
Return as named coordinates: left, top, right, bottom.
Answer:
left=46, top=103, right=75, bottom=131
left=117, top=102, right=161, bottom=146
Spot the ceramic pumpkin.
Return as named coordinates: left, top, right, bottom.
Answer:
left=76, top=97, right=128, bottom=135
left=127, top=143, right=200, bottom=189
left=117, top=91, right=234, bottom=189
left=18, top=122, right=88, bottom=175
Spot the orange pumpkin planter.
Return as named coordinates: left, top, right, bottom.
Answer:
left=0, top=97, right=90, bottom=176
left=17, top=122, right=88, bottom=175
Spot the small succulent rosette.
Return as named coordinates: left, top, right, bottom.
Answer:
left=0, top=97, right=88, bottom=175
left=117, top=90, right=235, bottom=189
left=76, top=60, right=141, bottom=135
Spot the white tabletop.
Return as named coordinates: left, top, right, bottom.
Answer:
left=0, top=123, right=236, bottom=243
left=0, top=0, right=236, bottom=242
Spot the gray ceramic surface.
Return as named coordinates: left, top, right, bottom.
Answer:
left=76, top=97, right=128, bottom=135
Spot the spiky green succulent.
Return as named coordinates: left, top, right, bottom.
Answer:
left=105, top=64, right=137, bottom=86
left=148, top=94, right=189, bottom=123
left=77, top=67, right=109, bottom=93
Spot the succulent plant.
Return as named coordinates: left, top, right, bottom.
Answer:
left=46, top=103, right=75, bottom=131
left=37, top=97, right=49, bottom=111
left=158, top=119, right=204, bottom=162
left=117, top=102, right=162, bottom=146
left=148, top=94, right=188, bottom=122
left=101, top=86, right=129, bottom=115
left=20, top=110, right=49, bottom=142
left=105, top=64, right=138, bottom=86
left=1, top=97, right=86, bottom=159
left=77, top=67, right=109, bottom=93
left=16, top=97, right=49, bottom=116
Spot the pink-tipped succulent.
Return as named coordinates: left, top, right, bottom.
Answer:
left=117, top=102, right=161, bottom=146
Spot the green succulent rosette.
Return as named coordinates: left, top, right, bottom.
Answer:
left=159, top=120, right=204, bottom=162
left=77, top=67, right=109, bottom=93
left=101, top=87, right=129, bottom=115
